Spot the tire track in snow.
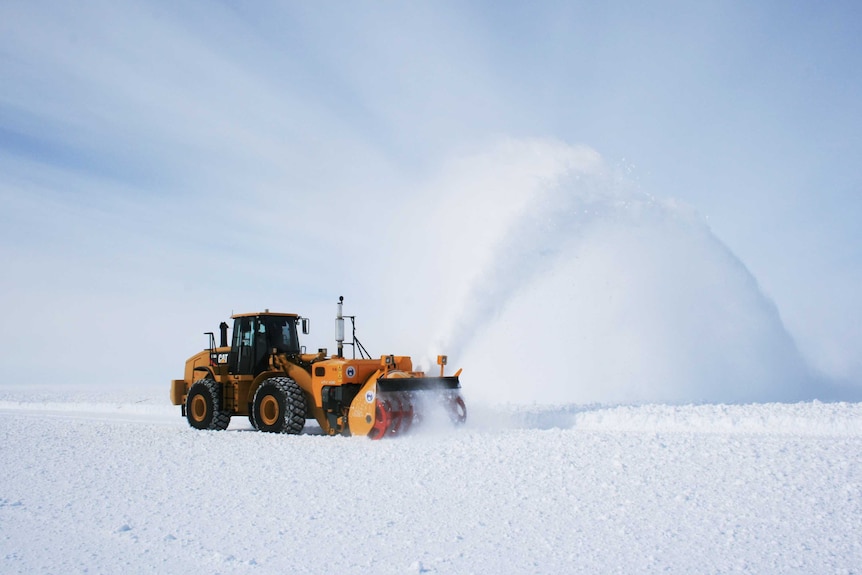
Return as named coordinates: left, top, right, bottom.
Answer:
left=3, top=398, right=861, bottom=438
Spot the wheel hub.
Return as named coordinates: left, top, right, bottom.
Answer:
left=190, top=395, right=207, bottom=422
left=260, top=395, right=280, bottom=426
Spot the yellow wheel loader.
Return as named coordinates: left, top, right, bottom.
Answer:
left=170, top=297, right=465, bottom=438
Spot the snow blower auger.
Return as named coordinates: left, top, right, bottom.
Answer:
left=170, top=297, right=466, bottom=439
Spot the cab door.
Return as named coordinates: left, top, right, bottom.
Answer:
left=228, top=316, right=256, bottom=375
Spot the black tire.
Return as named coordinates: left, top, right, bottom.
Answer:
left=252, top=377, right=306, bottom=434
left=186, top=378, right=231, bottom=431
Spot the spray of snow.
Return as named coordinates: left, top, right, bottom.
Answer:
left=386, top=138, right=814, bottom=405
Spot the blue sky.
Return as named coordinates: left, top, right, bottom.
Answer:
left=1, top=1, right=860, bottom=399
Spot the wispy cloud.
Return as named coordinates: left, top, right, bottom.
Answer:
left=1, top=1, right=860, bottom=396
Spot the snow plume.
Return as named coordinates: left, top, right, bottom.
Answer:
left=402, top=138, right=814, bottom=405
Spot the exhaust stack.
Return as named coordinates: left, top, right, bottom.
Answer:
left=219, top=322, right=229, bottom=348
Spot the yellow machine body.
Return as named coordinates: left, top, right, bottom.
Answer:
left=170, top=309, right=465, bottom=438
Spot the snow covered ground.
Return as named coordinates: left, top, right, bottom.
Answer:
left=2, top=386, right=861, bottom=574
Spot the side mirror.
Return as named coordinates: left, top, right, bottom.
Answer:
left=301, top=318, right=310, bottom=335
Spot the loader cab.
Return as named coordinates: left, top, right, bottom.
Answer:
left=227, top=313, right=303, bottom=376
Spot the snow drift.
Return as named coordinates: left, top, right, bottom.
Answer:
left=1, top=389, right=860, bottom=574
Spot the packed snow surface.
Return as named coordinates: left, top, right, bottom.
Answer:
left=1, top=386, right=861, bottom=574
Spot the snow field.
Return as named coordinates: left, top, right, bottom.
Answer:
left=1, top=394, right=861, bottom=574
